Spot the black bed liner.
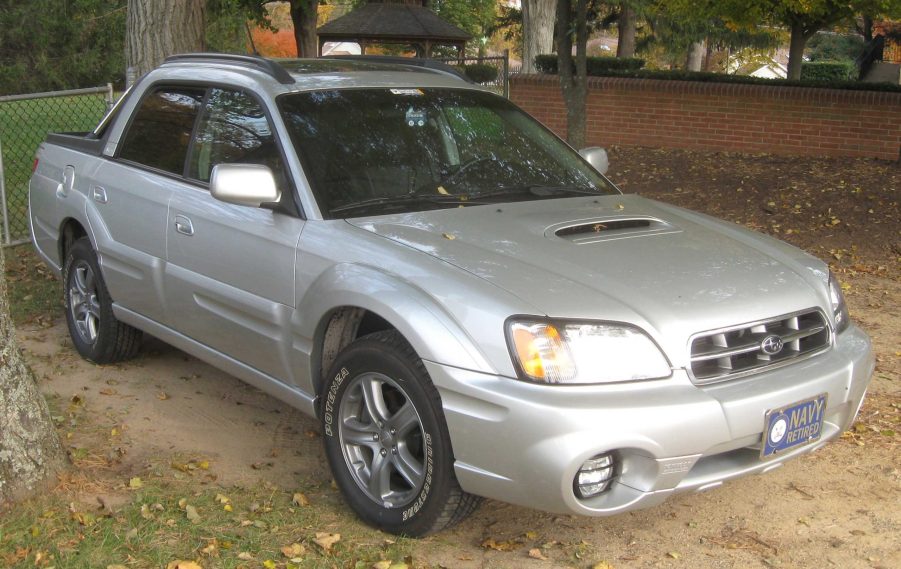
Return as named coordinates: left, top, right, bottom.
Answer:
left=45, top=132, right=105, bottom=156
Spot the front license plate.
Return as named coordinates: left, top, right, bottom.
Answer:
left=761, top=393, right=828, bottom=459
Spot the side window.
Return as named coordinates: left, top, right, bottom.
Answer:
left=119, top=87, right=205, bottom=174
left=188, top=88, right=288, bottom=190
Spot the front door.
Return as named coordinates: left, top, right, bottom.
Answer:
left=164, top=87, right=304, bottom=384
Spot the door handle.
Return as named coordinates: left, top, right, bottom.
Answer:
left=174, top=214, right=194, bottom=236
left=91, top=186, right=108, bottom=204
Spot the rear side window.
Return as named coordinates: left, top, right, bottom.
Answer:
left=119, top=87, right=205, bottom=174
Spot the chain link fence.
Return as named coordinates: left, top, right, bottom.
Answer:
left=435, top=53, right=510, bottom=97
left=1, top=85, right=113, bottom=246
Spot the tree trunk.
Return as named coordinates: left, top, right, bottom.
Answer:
left=290, top=0, right=319, bottom=58
left=703, top=39, right=715, bottom=71
left=616, top=3, right=636, bottom=58
left=861, top=14, right=873, bottom=43
left=557, top=0, right=588, bottom=148
left=786, top=22, right=812, bottom=80
left=685, top=40, right=705, bottom=71
left=522, top=0, right=555, bottom=73
left=0, top=247, right=67, bottom=506
left=126, top=0, right=205, bottom=80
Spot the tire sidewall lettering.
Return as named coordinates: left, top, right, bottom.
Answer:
left=323, top=366, right=349, bottom=438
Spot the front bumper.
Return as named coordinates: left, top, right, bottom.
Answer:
left=430, top=324, right=874, bottom=516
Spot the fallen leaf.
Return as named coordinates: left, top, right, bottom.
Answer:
left=292, top=492, right=310, bottom=507
left=128, top=477, right=143, bottom=489
left=166, top=562, right=202, bottom=569
left=481, top=538, right=519, bottom=552
left=280, top=543, right=306, bottom=558
left=185, top=505, right=201, bottom=524
left=592, top=562, right=615, bottom=569
left=262, top=560, right=277, bottom=569
left=667, top=551, right=681, bottom=559
left=372, top=562, right=392, bottom=569
left=237, top=552, right=253, bottom=560
left=140, top=504, right=153, bottom=519
left=313, top=532, right=341, bottom=552
left=528, top=548, right=547, bottom=560
left=107, top=565, right=128, bottom=569
left=215, top=493, right=230, bottom=504
left=157, top=391, right=170, bottom=400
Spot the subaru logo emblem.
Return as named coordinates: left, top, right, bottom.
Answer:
left=761, top=335, right=784, bottom=355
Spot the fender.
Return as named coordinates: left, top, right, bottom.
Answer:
left=293, top=262, right=502, bottom=396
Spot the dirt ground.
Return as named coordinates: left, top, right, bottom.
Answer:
left=12, top=148, right=901, bottom=568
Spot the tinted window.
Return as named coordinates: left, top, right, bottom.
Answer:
left=278, top=89, right=617, bottom=218
left=188, top=88, right=287, bottom=190
left=119, top=87, right=205, bottom=174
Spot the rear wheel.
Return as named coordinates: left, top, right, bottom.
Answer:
left=63, top=238, right=141, bottom=363
left=321, top=331, right=480, bottom=536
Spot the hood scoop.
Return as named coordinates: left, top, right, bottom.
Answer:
left=549, top=216, right=680, bottom=244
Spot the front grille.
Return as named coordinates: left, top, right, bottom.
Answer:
left=689, top=309, right=831, bottom=385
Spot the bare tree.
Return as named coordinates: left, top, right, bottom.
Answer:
left=685, top=40, right=705, bottom=70
left=289, top=0, right=318, bottom=58
left=522, top=0, right=556, bottom=73
left=617, top=2, right=637, bottom=57
left=126, top=0, right=206, bottom=78
left=556, top=0, right=588, bottom=148
left=0, top=246, right=67, bottom=506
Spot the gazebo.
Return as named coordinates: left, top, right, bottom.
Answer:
left=316, top=0, right=471, bottom=58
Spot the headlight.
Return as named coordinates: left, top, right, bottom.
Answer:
left=828, top=271, right=850, bottom=334
left=506, top=319, right=671, bottom=384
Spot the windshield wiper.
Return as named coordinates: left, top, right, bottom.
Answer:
left=470, top=185, right=603, bottom=200
left=329, top=192, right=485, bottom=215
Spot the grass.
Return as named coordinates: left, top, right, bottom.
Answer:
left=3, top=245, right=60, bottom=325
left=1, top=93, right=109, bottom=240
left=1, top=247, right=427, bottom=569
left=0, top=474, right=419, bottom=569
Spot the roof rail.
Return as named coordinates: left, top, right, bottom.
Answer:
left=163, top=53, right=296, bottom=85
left=322, top=55, right=473, bottom=83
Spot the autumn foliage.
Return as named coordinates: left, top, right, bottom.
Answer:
left=250, top=27, right=298, bottom=57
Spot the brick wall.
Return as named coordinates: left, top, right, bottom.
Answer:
left=510, top=75, right=901, bottom=161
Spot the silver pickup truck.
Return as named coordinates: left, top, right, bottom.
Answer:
left=29, top=54, right=874, bottom=536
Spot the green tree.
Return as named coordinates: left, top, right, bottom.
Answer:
left=432, top=0, right=498, bottom=56
left=666, top=0, right=901, bottom=79
left=0, top=0, right=126, bottom=95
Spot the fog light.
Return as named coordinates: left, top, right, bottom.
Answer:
left=574, top=453, right=615, bottom=499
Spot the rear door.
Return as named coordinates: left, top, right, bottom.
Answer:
left=165, top=87, right=304, bottom=384
left=92, top=86, right=205, bottom=323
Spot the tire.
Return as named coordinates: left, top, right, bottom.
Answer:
left=63, top=238, right=142, bottom=364
left=321, top=331, right=481, bottom=536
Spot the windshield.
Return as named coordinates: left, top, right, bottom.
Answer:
left=278, top=88, right=619, bottom=218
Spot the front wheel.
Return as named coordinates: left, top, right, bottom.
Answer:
left=321, top=331, right=480, bottom=536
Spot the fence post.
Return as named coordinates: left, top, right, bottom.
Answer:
left=0, top=137, right=10, bottom=246
left=106, top=83, right=114, bottom=109
left=503, top=49, right=510, bottom=98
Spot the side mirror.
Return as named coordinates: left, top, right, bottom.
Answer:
left=579, top=147, right=609, bottom=175
left=210, top=164, right=280, bottom=207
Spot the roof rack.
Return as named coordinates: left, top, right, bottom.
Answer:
left=322, top=55, right=473, bottom=83
left=162, top=53, right=296, bottom=85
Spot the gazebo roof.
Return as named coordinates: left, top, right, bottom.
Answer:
left=317, top=1, right=472, bottom=43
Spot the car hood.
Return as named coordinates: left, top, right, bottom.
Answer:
left=346, top=195, right=830, bottom=366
